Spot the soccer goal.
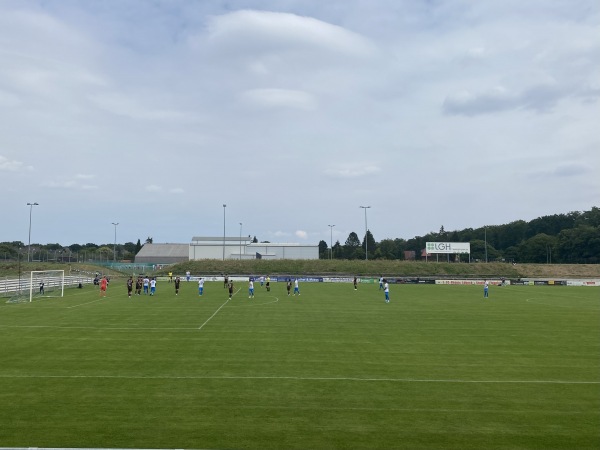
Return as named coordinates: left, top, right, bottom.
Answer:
left=29, top=270, right=65, bottom=302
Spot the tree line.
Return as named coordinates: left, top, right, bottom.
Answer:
left=1, top=208, right=598, bottom=264
left=317, top=207, right=600, bottom=264
left=0, top=239, right=148, bottom=263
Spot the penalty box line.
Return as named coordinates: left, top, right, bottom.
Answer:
left=0, top=374, right=597, bottom=385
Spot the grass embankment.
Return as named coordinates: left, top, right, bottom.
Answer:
left=0, top=262, right=123, bottom=278
left=1, top=261, right=599, bottom=279
left=162, top=260, right=600, bottom=279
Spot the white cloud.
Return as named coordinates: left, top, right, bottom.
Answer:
left=169, top=188, right=185, bottom=194
left=145, top=185, right=163, bottom=192
left=324, top=164, right=382, bottom=178
left=295, top=230, right=308, bottom=239
left=0, top=155, right=28, bottom=171
left=242, top=88, right=317, bottom=111
left=204, top=10, right=375, bottom=57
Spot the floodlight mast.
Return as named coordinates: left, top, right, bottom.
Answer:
left=112, top=222, right=119, bottom=262
left=359, top=206, right=371, bottom=260
left=328, top=224, right=335, bottom=259
left=27, top=202, right=39, bottom=262
left=222, top=204, right=226, bottom=261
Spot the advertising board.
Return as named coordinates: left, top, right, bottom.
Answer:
left=426, top=242, right=471, bottom=254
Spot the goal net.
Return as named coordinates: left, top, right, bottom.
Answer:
left=29, top=270, right=65, bottom=302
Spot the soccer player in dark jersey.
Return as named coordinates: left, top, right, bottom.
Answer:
left=127, top=276, right=133, bottom=298
left=224, top=274, right=229, bottom=289
left=135, top=277, right=142, bottom=295
left=228, top=280, right=234, bottom=299
left=353, top=276, right=358, bottom=290
left=286, top=279, right=292, bottom=296
left=174, top=276, right=181, bottom=295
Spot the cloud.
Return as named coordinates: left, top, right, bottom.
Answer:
left=242, top=88, right=317, bottom=110
left=145, top=185, right=163, bottom=192
left=324, top=164, right=382, bottom=178
left=295, top=230, right=308, bottom=239
left=169, top=187, right=185, bottom=194
left=75, top=174, right=95, bottom=180
left=552, top=163, right=591, bottom=177
left=0, top=155, right=32, bottom=171
left=43, top=180, right=77, bottom=189
left=204, top=10, right=374, bottom=57
left=88, top=93, right=196, bottom=122
left=443, top=82, right=573, bottom=116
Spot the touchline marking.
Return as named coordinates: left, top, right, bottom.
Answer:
left=0, top=374, right=597, bottom=384
left=197, top=288, right=240, bottom=330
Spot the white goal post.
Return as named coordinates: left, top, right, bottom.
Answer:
left=29, top=270, right=65, bottom=302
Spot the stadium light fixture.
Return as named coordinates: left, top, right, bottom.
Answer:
left=328, top=224, right=335, bottom=260
left=27, top=202, right=39, bottom=262
left=112, top=222, right=119, bottom=262
left=359, top=206, right=371, bottom=260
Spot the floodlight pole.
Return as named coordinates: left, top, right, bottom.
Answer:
left=359, top=206, right=371, bottom=260
left=27, top=202, right=39, bottom=262
left=222, top=204, right=226, bottom=261
left=328, top=224, right=335, bottom=259
left=239, top=222, right=242, bottom=260
left=484, top=225, right=488, bottom=263
left=112, top=222, right=119, bottom=262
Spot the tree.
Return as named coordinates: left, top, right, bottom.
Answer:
left=344, top=232, right=361, bottom=259
left=362, top=230, right=376, bottom=257
left=135, top=239, right=142, bottom=254
left=519, top=234, right=556, bottom=263
left=377, top=239, right=398, bottom=259
left=332, top=240, right=342, bottom=259
left=557, top=225, right=600, bottom=263
left=145, top=237, right=153, bottom=244
left=318, top=240, right=328, bottom=259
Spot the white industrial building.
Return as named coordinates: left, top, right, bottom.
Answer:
left=135, top=237, right=319, bottom=263
left=190, top=236, right=319, bottom=260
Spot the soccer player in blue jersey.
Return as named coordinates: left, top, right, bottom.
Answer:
left=248, top=279, right=255, bottom=298
left=294, top=278, right=300, bottom=296
left=484, top=280, right=489, bottom=298
left=384, top=281, right=390, bottom=303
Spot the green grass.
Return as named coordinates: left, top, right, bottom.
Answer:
left=0, top=281, right=598, bottom=449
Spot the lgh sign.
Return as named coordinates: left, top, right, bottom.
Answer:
left=426, top=242, right=471, bottom=254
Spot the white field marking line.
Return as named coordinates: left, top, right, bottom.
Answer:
left=0, top=325, right=198, bottom=331
left=226, top=295, right=279, bottom=308
left=0, top=374, right=597, bottom=384
left=197, top=287, right=240, bottom=330
left=66, top=298, right=106, bottom=309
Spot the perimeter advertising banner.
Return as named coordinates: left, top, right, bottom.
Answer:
left=426, top=242, right=471, bottom=254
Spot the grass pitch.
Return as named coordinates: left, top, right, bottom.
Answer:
left=0, top=280, right=598, bottom=449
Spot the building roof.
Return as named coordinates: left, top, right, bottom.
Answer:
left=191, top=236, right=250, bottom=242
left=136, top=243, right=189, bottom=258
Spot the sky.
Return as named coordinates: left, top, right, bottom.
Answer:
left=1, top=0, right=599, bottom=248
